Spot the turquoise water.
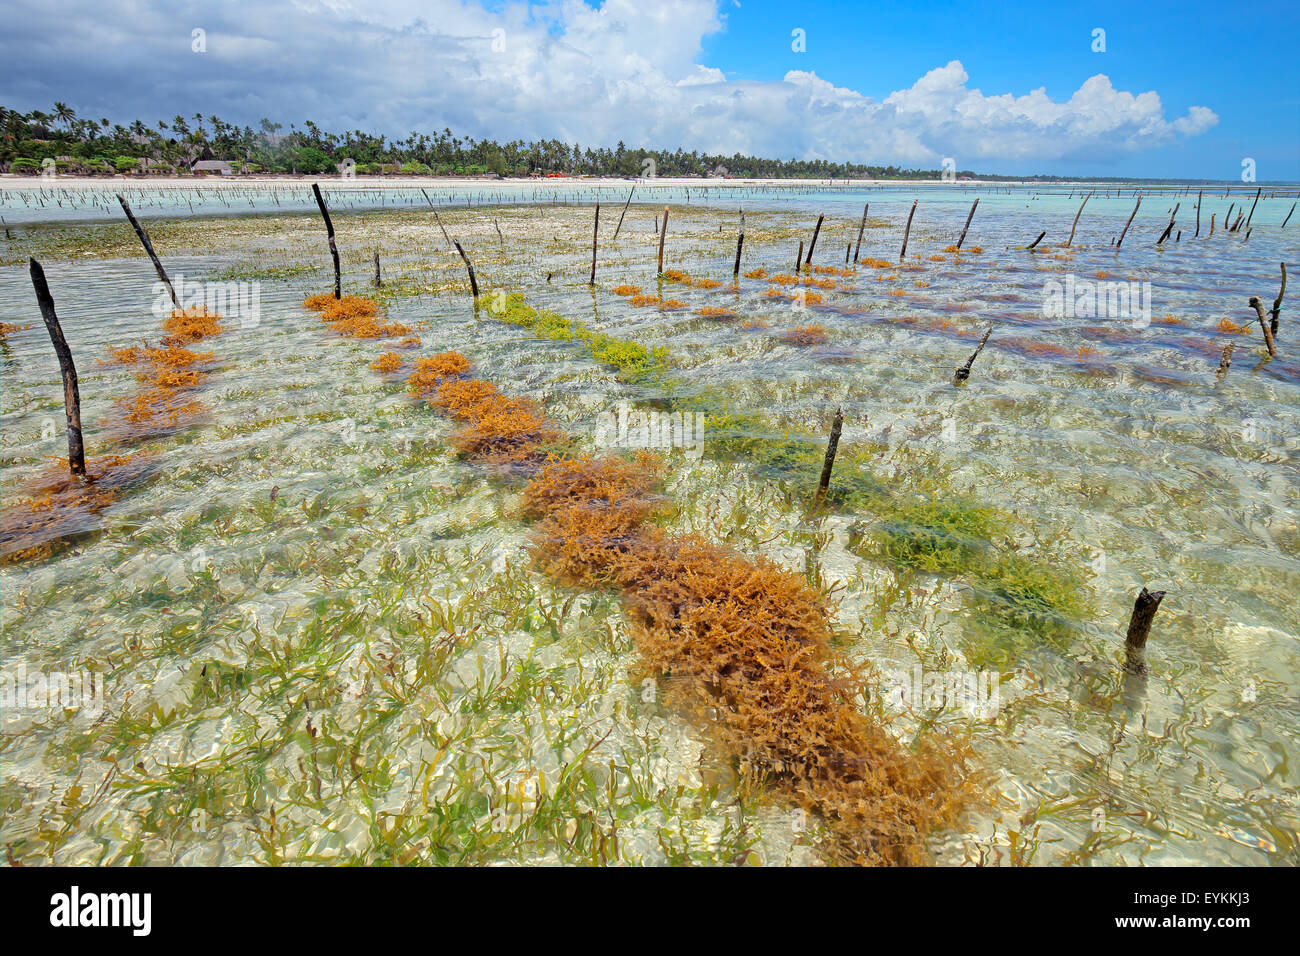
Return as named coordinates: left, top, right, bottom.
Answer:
left=1, top=183, right=1296, bottom=865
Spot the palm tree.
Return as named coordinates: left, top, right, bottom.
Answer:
left=53, top=102, right=75, bottom=128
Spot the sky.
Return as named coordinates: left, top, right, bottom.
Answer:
left=0, top=0, right=1296, bottom=179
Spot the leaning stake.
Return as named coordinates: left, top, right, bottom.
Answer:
left=117, top=194, right=178, bottom=309
left=29, top=258, right=85, bottom=477
left=956, top=198, right=979, bottom=249
left=1249, top=297, right=1277, bottom=356
left=1116, top=194, right=1142, bottom=249
left=853, top=203, right=869, bottom=261
left=656, top=206, right=669, bottom=274
left=733, top=210, right=745, bottom=278
left=899, top=199, right=918, bottom=263
left=311, top=183, right=341, bottom=299
left=805, top=213, right=824, bottom=268
left=454, top=241, right=479, bottom=298
left=954, top=327, right=993, bottom=384
left=1270, top=262, right=1286, bottom=337
left=1123, top=587, right=1166, bottom=675
left=812, top=407, right=844, bottom=510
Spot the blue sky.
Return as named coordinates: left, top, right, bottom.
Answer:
left=698, top=0, right=1299, bottom=178
left=0, top=0, right=1295, bottom=179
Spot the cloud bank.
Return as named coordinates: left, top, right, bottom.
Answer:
left=0, top=0, right=1218, bottom=168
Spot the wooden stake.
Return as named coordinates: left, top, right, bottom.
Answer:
left=117, top=194, right=178, bottom=309
left=656, top=206, right=668, bottom=274
left=1270, top=262, right=1286, bottom=337
left=612, top=186, right=635, bottom=240
left=1027, top=231, right=1046, bottom=250
left=853, top=203, right=868, bottom=261
left=589, top=203, right=599, bottom=286
left=805, top=213, right=824, bottom=268
left=954, top=327, right=993, bottom=384
left=1216, top=340, right=1234, bottom=377
left=29, top=258, right=85, bottom=477
left=1066, top=192, right=1092, bottom=247
left=812, top=407, right=843, bottom=510
left=795, top=240, right=804, bottom=273
left=373, top=251, right=382, bottom=288
left=1244, top=186, right=1261, bottom=232
left=1282, top=202, right=1296, bottom=228
left=1157, top=202, right=1179, bottom=244
left=419, top=188, right=452, bottom=246
left=899, top=199, right=917, bottom=263
left=1194, top=189, right=1202, bottom=238
left=1250, top=297, right=1277, bottom=355
left=957, top=198, right=979, bottom=249
left=733, top=211, right=745, bottom=278
left=1123, top=587, right=1165, bottom=675
left=455, top=241, right=479, bottom=298
left=311, top=183, right=341, bottom=299
left=1116, top=194, right=1142, bottom=249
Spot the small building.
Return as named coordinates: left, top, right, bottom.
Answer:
left=192, top=160, right=232, bottom=176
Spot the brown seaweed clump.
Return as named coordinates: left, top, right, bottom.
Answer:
left=520, top=454, right=979, bottom=865
left=104, top=310, right=224, bottom=434
left=0, top=453, right=152, bottom=565
left=404, top=351, right=557, bottom=465
left=780, top=324, right=829, bottom=346
left=302, top=293, right=408, bottom=340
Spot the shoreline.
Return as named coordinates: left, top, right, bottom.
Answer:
left=2, top=174, right=1294, bottom=192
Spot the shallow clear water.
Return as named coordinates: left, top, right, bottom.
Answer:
left=1, top=183, right=1296, bottom=865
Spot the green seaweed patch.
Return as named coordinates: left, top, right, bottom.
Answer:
left=485, top=292, right=670, bottom=382
left=961, top=553, right=1090, bottom=669
left=856, top=498, right=998, bottom=575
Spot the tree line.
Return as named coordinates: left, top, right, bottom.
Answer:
left=0, top=102, right=1068, bottom=180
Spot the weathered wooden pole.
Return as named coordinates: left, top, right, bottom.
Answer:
left=795, top=240, right=804, bottom=273
left=454, top=241, right=479, bottom=298
left=1116, top=194, right=1142, bottom=249
left=1123, top=587, right=1165, bottom=675
left=1250, top=297, right=1277, bottom=356
left=612, top=186, right=635, bottom=240
left=853, top=203, right=869, bottom=261
left=589, top=203, right=599, bottom=286
left=812, top=407, right=843, bottom=510
left=1157, top=203, right=1180, bottom=244
left=1244, top=187, right=1261, bottom=232
left=805, top=213, right=824, bottom=269
left=899, top=199, right=917, bottom=263
left=954, top=327, right=993, bottom=384
left=311, top=183, right=341, bottom=299
left=1282, top=202, right=1296, bottom=229
left=656, top=206, right=668, bottom=274
left=373, top=251, right=382, bottom=288
left=954, top=198, right=979, bottom=250
left=419, top=188, right=453, bottom=246
left=1270, top=262, right=1286, bottom=337
left=1027, top=231, right=1047, bottom=250
left=117, top=194, right=178, bottom=309
left=733, top=210, right=745, bottom=278
left=29, top=258, right=85, bottom=477
left=1065, top=192, right=1092, bottom=248
left=1194, top=189, right=1202, bottom=238
left=1216, top=341, right=1234, bottom=377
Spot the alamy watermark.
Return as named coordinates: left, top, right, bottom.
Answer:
left=880, top=665, right=999, bottom=719
left=1043, top=274, right=1152, bottom=329
left=594, top=401, right=705, bottom=458
left=151, top=274, right=261, bottom=329
left=1, top=665, right=105, bottom=717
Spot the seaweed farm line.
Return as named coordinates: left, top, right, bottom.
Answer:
left=0, top=182, right=1296, bottom=865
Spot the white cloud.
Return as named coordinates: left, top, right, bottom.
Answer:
left=0, top=0, right=1217, bottom=168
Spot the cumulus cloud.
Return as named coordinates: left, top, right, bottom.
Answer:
left=0, top=0, right=1217, bottom=168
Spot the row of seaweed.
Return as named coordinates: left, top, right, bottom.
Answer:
left=468, top=291, right=1094, bottom=672
left=1, top=304, right=227, bottom=565
left=300, top=289, right=984, bottom=864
